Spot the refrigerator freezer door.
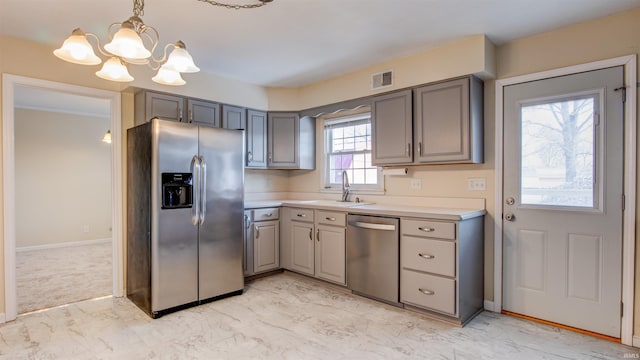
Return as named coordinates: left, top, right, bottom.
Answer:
left=152, top=120, right=199, bottom=312
left=198, top=126, right=245, bottom=300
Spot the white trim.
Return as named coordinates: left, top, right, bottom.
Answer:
left=484, top=300, right=495, bottom=312
left=633, top=335, right=640, bottom=348
left=494, top=55, right=637, bottom=346
left=0, top=313, right=5, bottom=324
left=16, top=238, right=112, bottom=252
left=2, top=74, right=124, bottom=322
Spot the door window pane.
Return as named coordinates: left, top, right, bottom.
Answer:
left=520, top=96, right=597, bottom=208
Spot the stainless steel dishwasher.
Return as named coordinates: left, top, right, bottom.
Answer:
left=347, top=214, right=400, bottom=306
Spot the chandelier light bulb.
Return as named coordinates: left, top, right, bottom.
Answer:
left=53, top=29, right=102, bottom=65
left=163, top=44, right=200, bottom=73
left=96, top=57, right=134, bottom=82
left=105, top=26, right=151, bottom=60
left=152, top=66, right=186, bottom=86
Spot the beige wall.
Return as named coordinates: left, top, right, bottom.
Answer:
left=15, top=109, right=111, bottom=247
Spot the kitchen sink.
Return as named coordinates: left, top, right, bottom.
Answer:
left=287, top=200, right=373, bottom=208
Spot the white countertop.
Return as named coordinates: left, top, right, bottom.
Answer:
left=244, top=199, right=485, bottom=221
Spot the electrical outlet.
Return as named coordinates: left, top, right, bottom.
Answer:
left=410, top=179, right=422, bottom=190
left=467, top=178, right=486, bottom=191
left=83, top=225, right=90, bottom=233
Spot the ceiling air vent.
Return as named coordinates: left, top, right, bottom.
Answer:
left=371, top=70, right=393, bottom=90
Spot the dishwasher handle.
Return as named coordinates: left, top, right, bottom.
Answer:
left=348, top=221, right=397, bottom=231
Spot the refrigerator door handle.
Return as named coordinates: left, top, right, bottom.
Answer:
left=190, top=155, right=200, bottom=226
left=199, top=155, right=207, bottom=225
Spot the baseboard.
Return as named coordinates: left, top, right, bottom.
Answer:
left=484, top=300, right=496, bottom=312
left=17, top=238, right=112, bottom=252
left=0, top=312, right=6, bottom=324
left=633, top=335, right=640, bottom=348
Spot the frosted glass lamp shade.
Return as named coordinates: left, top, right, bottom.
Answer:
left=102, top=130, right=112, bottom=144
left=104, top=27, right=151, bottom=60
left=96, top=57, right=134, bottom=82
left=163, top=47, right=200, bottom=73
left=53, top=29, right=101, bottom=65
left=152, top=67, right=186, bottom=86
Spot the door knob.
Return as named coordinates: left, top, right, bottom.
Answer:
left=504, top=213, right=515, bottom=222
left=506, top=197, right=515, bottom=205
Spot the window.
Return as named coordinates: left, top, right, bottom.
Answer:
left=323, top=113, right=383, bottom=192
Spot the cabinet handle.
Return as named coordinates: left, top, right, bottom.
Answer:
left=325, top=217, right=335, bottom=221
left=255, top=225, right=259, bottom=238
left=297, top=213, right=306, bottom=218
left=179, top=108, right=183, bottom=122
left=247, top=151, right=253, bottom=162
left=264, top=213, right=273, bottom=217
left=309, top=229, right=313, bottom=241
left=418, top=288, right=435, bottom=296
left=189, top=109, right=193, bottom=123
left=418, top=253, right=435, bottom=260
left=316, top=229, right=320, bottom=242
left=418, top=142, right=422, bottom=156
left=268, top=152, right=272, bottom=161
left=406, top=143, right=410, bottom=156
left=418, top=227, right=435, bottom=232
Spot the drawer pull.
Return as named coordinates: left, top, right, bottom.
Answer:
left=418, top=288, right=435, bottom=296
left=418, top=253, right=435, bottom=260
left=418, top=227, right=435, bottom=232
left=264, top=213, right=273, bottom=217
left=325, top=217, right=336, bottom=221
left=297, top=213, right=306, bottom=217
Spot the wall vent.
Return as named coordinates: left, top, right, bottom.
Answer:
left=371, top=70, right=393, bottom=90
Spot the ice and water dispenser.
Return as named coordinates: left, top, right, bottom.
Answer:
left=161, top=173, right=193, bottom=209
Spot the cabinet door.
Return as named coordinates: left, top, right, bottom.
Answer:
left=187, top=99, right=220, bottom=127
left=414, top=77, right=470, bottom=163
left=268, top=112, right=299, bottom=168
left=246, top=110, right=268, bottom=168
left=145, top=92, right=184, bottom=123
left=222, top=105, right=247, bottom=130
left=254, top=220, right=280, bottom=273
left=290, top=222, right=315, bottom=276
left=372, top=89, right=413, bottom=165
left=315, top=225, right=346, bottom=285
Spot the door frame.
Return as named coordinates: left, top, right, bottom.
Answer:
left=493, top=55, right=637, bottom=345
left=2, top=74, right=124, bottom=322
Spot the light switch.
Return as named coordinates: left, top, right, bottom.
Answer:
left=410, top=179, right=422, bottom=190
left=467, top=178, right=486, bottom=191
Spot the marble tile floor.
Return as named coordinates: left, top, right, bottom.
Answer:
left=16, top=241, right=112, bottom=314
left=0, top=272, right=636, bottom=359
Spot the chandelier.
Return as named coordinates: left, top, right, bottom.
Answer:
left=54, top=0, right=200, bottom=86
left=197, top=0, right=273, bottom=10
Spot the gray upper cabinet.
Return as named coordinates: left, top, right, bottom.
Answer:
left=135, top=91, right=184, bottom=125
left=222, top=105, right=247, bottom=130
left=414, top=76, right=483, bottom=164
left=372, top=89, right=413, bottom=165
left=267, top=112, right=315, bottom=170
left=187, top=99, right=220, bottom=127
left=246, top=110, right=268, bottom=168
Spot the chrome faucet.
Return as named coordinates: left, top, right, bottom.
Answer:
left=341, top=170, right=350, bottom=202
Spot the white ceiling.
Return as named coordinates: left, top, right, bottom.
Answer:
left=2, top=0, right=640, bottom=88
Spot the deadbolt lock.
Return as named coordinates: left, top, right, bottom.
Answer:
left=506, top=197, right=515, bottom=205
left=504, top=213, right=515, bottom=222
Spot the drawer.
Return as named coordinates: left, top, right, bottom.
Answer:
left=402, top=219, right=456, bottom=240
left=254, top=208, right=279, bottom=221
left=316, top=210, right=346, bottom=227
left=289, top=208, right=314, bottom=222
left=401, top=236, right=455, bottom=277
left=401, top=269, right=456, bottom=315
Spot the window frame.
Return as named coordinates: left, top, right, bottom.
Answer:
left=320, top=111, right=384, bottom=194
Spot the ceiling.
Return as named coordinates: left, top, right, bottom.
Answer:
left=2, top=0, right=640, bottom=88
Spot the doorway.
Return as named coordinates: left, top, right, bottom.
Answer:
left=494, top=55, right=637, bottom=345
left=2, top=74, right=123, bottom=321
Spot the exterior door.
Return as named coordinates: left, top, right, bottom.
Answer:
left=502, top=66, right=624, bottom=338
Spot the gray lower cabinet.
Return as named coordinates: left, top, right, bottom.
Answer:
left=253, top=208, right=280, bottom=273
left=399, top=216, right=484, bottom=325
left=222, top=104, right=246, bottom=130
left=187, top=99, right=220, bottom=127
left=371, top=75, right=483, bottom=166
left=135, top=91, right=184, bottom=125
left=285, top=207, right=346, bottom=286
left=246, top=110, right=268, bottom=168
left=267, top=113, right=315, bottom=169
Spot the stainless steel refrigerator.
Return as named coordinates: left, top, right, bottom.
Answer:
left=127, top=118, right=244, bottom=318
